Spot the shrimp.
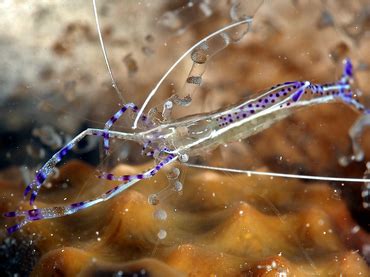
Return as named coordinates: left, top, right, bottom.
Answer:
left=4, top=2, right=370, bottom=234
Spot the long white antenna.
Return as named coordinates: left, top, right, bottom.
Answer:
left=132, top=18, right=253, bottom=129
left=185, top=163, right=370, bottom=183
left=92, top=0, right=125, bottom=104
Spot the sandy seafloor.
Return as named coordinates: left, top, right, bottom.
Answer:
left=0, top=0, right=369, bottom=276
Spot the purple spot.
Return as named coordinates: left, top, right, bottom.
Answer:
left=106, top=174, right=114, bottom=180
left=137, top=174, right=144, bottom=179
left=345, top=61, right=353, bottom=76
left=123, top=175, right=130, bottom=181
left=250, top=110, right=255, bottom=114
left=71, top=201, right=85, bottom=208
left=121, top=107, right=128, bottom=113
left=109, top=116, right=117, bottom=124
left=36, top=172, right=46, bottom=184
left=24, top=185, right=32, bottom=196
left=4, top=211, right=16, bottom=217
left=292, top=89, right=304, bottom=102
left=264, top=99, right=269, bottom=103
left=7, top=224, right=20, bottom=234
left=30, top=192, right=37, bottom=204
left=243, top=114, right=247, bottom=118
left=28, top=209, right=43, bottom=220
left=59, top=147, right=69, bottom=158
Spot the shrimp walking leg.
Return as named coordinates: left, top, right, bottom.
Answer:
left=5, top=155, right=177, bottom=234
left=5, top=179, right=140, bottom=234
left=24, top=128, right=141, bottom=205
left=98, top=153, right=177, bottom=181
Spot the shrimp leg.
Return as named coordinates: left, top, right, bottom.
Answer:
left=5, top=154, right=177, bottom=234
left=24, top=128, right=141, bottom=205
left=103, top=103, right=153, bottom=153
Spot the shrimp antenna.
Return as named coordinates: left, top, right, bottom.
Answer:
left=132, top=18, right=253, bottom=129
left=185, top=163, right=370, bottom=183
left=92, top=0, right=125, bottom=104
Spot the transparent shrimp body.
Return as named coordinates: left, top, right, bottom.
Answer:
left=149, top=59, right=364, bottom=157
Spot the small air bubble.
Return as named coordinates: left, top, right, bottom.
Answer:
left=179, top=153, right=189, bottom=163
left=174, top=181, right=183, bottom=192
left=164, top=101, right=173, bottom=109
left=142, top=46, right=154, bottom=56
left=186, top=76, right=202, bottom=85
left=157, top=229, right=167, bottom=240
left=153, top=209, right=167, bottom=221
left=148, top=194, right=159, bottom=205
left=167, top=167, right=180, bottom=179
left=191, top=49, right=208, bottom=64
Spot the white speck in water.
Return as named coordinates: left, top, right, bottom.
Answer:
left=351, top=225, right=360, bottom=234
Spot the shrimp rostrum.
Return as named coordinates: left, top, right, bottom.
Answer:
left=4, top=54, right=370, bottom=234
